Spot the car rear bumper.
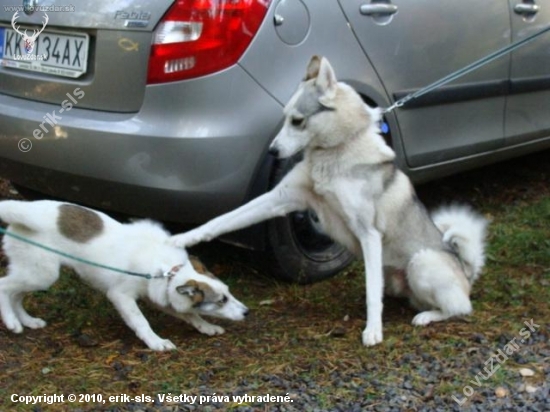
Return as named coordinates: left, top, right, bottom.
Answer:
left=0, top=65, right=282, bottom=224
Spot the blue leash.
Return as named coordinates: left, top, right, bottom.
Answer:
left=0, top=226, right=161, bottom=279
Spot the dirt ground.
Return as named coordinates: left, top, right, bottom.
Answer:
left=0, top=150, right=549, bottom=411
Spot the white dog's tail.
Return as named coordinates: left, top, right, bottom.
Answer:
left=431, top=205, right=488, bottom=283
left=0, top=200, right=54, bottom=232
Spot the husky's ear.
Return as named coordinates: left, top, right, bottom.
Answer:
left=305, top=55, right=321, bottom=80
left=316, top=57, right=337, bottom=109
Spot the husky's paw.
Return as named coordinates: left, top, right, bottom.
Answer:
left=147, top=338, right=177, bottom=351
left=21, top=317, right=47, bottom=329
left=362, top=326, right=383, bottom=346
left=169, top=231, right=206, bottom=248
left=412, top=311, right=439, bottom=326
left=197, top=323, right=225, bottom=336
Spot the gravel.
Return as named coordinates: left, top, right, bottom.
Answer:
left=61, top=326, right=547, bottom=412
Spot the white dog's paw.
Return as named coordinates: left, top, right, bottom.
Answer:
left=412, top=311, right=436, bottom=326
left=362, top=326, right=383, bottom=346
left=147, top=338, right=177, bottom=351
left=197, top=323, right=225, bottom=336
left=4, top=315, right=23, bottom=334
left=22, top=317, right=47, bottom=329
left=169, top=232, right=205, bottom=248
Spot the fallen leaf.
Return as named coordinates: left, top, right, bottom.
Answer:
left=105, top=354, right=118, bottom=365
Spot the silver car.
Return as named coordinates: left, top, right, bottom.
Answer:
left=1, top=0, right=549, bottom=283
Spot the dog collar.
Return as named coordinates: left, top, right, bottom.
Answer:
left=163, top=264, right=184, bottom=280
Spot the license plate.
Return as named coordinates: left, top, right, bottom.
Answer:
left=0, top=27, right=88, bottom=78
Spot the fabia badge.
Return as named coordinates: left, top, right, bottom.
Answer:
left=11, top=11, right=49, bottom=54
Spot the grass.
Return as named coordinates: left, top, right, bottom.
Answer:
left=0, top=150, right=549, bottom=411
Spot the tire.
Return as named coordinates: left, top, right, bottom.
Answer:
left=264, top=157, right=356, bottom=284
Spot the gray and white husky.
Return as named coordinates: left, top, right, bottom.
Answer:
left=170, top=56, right=488, bottom=346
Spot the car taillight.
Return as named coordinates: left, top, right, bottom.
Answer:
left=147, top=0, right=271, bottom=84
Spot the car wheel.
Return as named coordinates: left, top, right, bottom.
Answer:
left=264, top=157, right=356, bottom=284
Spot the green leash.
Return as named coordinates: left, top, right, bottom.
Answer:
left=0, top=226, right=161, bottom=280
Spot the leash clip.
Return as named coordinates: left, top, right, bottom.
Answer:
left=157, top=264, right=184, bottom=279
left=383, top=100, right=404, bottom=114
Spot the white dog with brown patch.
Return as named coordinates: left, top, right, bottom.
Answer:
left=0, top=200, right=248, bottom=351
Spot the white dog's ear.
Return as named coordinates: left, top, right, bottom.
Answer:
left=176, top=280, right=199, bottom=296
left=177, top=281, right=205, bottom=306
left=316, top=57, right=337, bottom=109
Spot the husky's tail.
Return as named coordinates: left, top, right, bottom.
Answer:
left=431, top=205, right=488, bottom=283
left=0, top=200, right=54, bottom=232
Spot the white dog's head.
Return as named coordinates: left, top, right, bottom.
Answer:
left=149, top=249, right=249, bottom=321
left=269, top=55, right=380, bottom=159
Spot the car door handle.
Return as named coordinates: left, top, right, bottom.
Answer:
left=513, top=3, right=539, bottom=15
left=360, top=4, right=398, bottom=16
